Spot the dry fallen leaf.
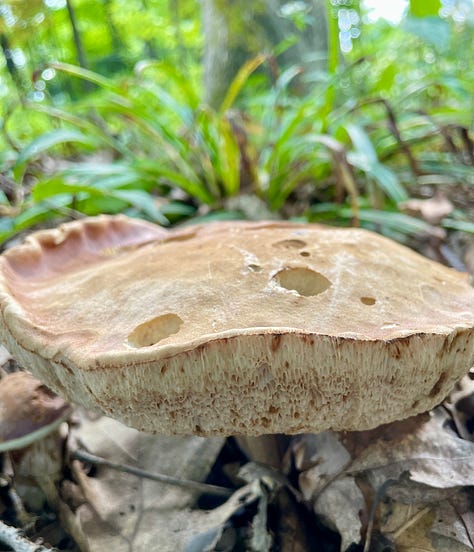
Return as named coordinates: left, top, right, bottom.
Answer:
left=0, top=345, right=11, bottom=368
left=346, top=409, right=474, bottom=491
left=288, top=405, right=474, bottom=551
left=400, top=192, right=454, bottom=225
left=183, top=480, right=264, bottom=552
left=294, top=431, right=352, bottom=500
left=69, top=413, right=225, bottom=552
left=313, top=475, right=365, bottom=551
left=430, top=498, right=474, bottom=552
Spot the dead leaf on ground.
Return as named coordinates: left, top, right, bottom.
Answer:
left=313, top=475, right=365, bottom=551
left=347, top=409, right=474, bottom=492
left=400, top=192, right=454, bottom=224
left=68, top=412, right=225, bottom=552
left=288, top=406, right=474, bottom=551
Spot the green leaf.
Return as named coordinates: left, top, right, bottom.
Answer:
left=442, top=219, right=474, bottom=234
left=63, top=162, right=133, bottom=177
left=409, top=0, right=441, bottom=18
left=310, top=204, right=437, bottom=237
left=32, top=179, right=106, bottom=201
left=346, top=124, right=378, bottom=165
left=377, top=64, right=396, bottom=92
left=160, top=202, right=196, bottom=217
left=109, top=189, right=168, bottom=225
left=368, top=163, right=408, bottom=204
left=29, top=103, right=131, bottom=156
left=184, top=210, right=244, bottom=224
left=134, top=60, right=199, bottom=110
left=142, top=83, right=193, bottom=126
left=0, top=196, right=73, bottom=245
left=275, top=65, right=304, bottom=94
left=156, top=167, right=215, bottom=205
left=216, top=118, right=241, bottom=196
left=50, top=62, right=117, bottom=90
left=74, top=195, right=128, bottom=216
left=219, top=54, right=267, bottom=114
left=346, top=125, right=408, bottom=203
left=13, top=130, right=96, bottom=178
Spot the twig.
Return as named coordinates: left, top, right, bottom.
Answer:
left=0, top=520, right=53, bottom=552
left=390, top=504, right=432, bottom=540
left=363, top=478, right=397, bottom=552
left=71, top=448, right=233, bottom=497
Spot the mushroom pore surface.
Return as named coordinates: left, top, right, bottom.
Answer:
left=0, top=215, right=473, bottom=435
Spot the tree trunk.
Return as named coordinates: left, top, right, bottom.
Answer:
left=202, top=0, right=328, bottom=108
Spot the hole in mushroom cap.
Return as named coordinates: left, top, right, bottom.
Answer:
left=299, top=251, right=310, bottom=257
left=273, top=239, right=307, bottom=249
left=127, top=313, right=183, bottom=348
left=360, top=296, right=376, bottom=306
left=248, top=264, right=262, bottom=272
left=273, top=267, right=331, bottom=297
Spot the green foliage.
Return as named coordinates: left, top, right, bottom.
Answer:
left=409, top=0, right=441, bottom=18
left=12, top=129, right=98, bottom=180
left=0, top=0, right=473, bottom=246
left=309, top=200, right=474, bottom=243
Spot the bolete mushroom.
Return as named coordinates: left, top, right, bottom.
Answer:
left=0, top=371, right=71, bottom=452
left=0, top=371, right=72, bottom=508
left=0, top=215, right=473, bottom=439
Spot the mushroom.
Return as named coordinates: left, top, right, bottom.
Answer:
left=0, top=371, right=72, bottom=509
left=0, top=215, right=472, bottom=452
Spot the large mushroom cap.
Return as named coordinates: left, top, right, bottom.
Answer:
left=0, top=215, right=473, bottom=436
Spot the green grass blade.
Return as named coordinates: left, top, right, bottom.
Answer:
left=13, top=130, right=97, bottom=179
left=135, top=60, right=200, bottom=110
left=442, top=219, right=474, bottom=234
left=50, top=62, right=117, bottom=90
left=367, top=163, right=409, bottom=203
left=0, top=195, right=74, bottom=245
left=219, top=54, right=267, bottom=114
left=310, top=204, right=438, bottom=236
left=29, top=103, right=132, bottom=156
left=346, top=124, right=378, bottom=165
left=157, top=168, right=215, bottom=204
left=215, top=117, right=241, bottom=197
left=32, top=179, right=106, bottom=201
left=109, top=189, right=168, bottom=225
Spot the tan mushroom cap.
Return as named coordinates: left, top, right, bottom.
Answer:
left=0, top=371, right=72, bottom=451
left=0, top=215, right=473, bottom=436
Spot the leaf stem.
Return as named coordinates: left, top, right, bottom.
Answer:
left=71, top=448, right=233, bottom=497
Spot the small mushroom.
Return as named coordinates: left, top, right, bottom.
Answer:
left=0, top=215, right=472, bottom=444
left=0, top=371, right=72, bottom=509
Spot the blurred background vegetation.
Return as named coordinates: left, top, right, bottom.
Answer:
left=0, top=0, right=473, bottom=246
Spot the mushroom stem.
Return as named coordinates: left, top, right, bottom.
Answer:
left=234, top=435, right=288, bottom=470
